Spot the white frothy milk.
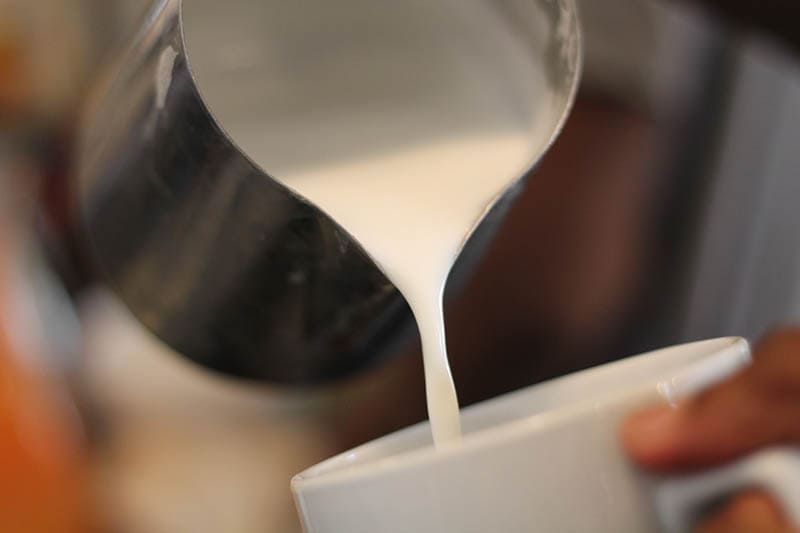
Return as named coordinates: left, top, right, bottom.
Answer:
left=185, top=0, right=554, bottom=446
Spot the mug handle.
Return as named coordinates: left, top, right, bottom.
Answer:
left=654, top=447, right=800, bottom=532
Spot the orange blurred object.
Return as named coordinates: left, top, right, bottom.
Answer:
left=0, top=233, right=91, bottom=533
left=0, top=30, right=28, bottom=117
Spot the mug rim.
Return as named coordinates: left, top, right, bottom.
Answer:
left=293, top=337, right=749, bottom=490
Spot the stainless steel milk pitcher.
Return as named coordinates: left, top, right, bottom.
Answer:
left=75, top=0, right=581, bottom=383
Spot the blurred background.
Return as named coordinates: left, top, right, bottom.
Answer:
left=0, top=0, right=798, bottom=531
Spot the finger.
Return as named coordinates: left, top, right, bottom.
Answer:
left=693, top=491, right=795, bottom=533
left=622, top=329, right=800, bottom=470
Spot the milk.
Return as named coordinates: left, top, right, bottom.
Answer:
left=184, top=0, right=553, bottom=446
left=281, top=135, right=535, bottom=444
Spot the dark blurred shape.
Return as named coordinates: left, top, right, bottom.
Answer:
left=688, top=0, right=800, bottom=52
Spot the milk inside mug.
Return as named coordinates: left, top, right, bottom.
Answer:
left=292, top=338, right=800, bottom=533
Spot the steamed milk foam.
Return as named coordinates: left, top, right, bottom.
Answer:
left=185, top=0, right=553, bottom=446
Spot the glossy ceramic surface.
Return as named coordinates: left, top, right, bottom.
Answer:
left=293, top=338, right=751, bottom=532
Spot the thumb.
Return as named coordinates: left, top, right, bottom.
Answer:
left=621, top=330, right=800, bottom=471
left=693, top=491, right=795, bottom=533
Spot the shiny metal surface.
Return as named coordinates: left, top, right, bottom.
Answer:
left=75, top=0, right=580, bottom=383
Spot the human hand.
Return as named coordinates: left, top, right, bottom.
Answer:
left=621, top=329, right=800, bottom=532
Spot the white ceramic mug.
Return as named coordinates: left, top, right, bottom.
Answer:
left=292, top=338, right=800, bottom=532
